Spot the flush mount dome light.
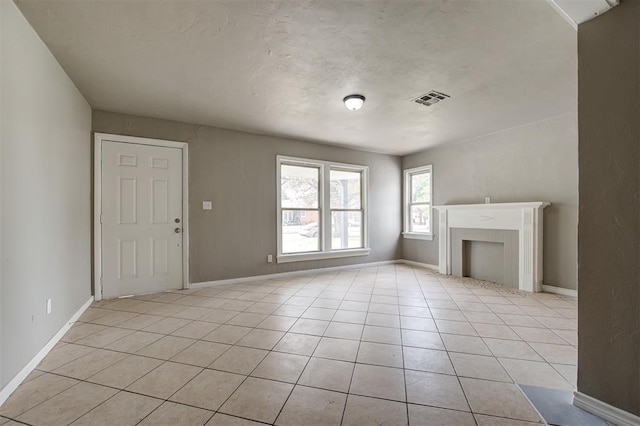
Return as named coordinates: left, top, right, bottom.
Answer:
left=343, top=94, right=365, bottom=111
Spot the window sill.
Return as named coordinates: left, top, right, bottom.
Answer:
left=277, top=248, right=370, bottom=264
left=402, top=232, right=434, bottom=241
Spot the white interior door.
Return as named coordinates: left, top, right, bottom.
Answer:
left=101, top=141, right=183, bottom=298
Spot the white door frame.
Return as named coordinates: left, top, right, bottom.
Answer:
left=94, top=132, right=189, bottom=301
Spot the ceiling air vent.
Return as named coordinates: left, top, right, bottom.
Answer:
left=413, top=90, right=450, bottom=107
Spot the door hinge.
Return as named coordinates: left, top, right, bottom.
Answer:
left=100, top=214, right=103, bottom=224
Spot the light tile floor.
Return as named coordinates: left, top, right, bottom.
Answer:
left=0, top=265, right=578, bottom=425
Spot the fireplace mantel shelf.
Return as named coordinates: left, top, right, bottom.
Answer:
left=433, top=202, right=550, bottom=292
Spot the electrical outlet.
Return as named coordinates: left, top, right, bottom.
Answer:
left=267, top=254, right=273, bottom=263
left=484, top=197, right=491, bottom=204
left=46, top=298, right=52, bottom=315
left=202, top=201, right=212, bottom=210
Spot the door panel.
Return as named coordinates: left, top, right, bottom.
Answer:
left=102, top=141, right=183, bottom=298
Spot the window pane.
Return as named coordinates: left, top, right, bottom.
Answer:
left=331, top=211, right=363, bottom=250
left=330, top=169, right=361, bottom=209
left=411, top=172, right=430, bottom=203
left=282, top=210, right=320, bottom=253
left=410, top=204, right=430, bottom=233
left=281, top=164, right=319, bottom=208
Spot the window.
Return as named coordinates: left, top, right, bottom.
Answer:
left=403, top=165, right=433, bottom=240
left=277, top=156, right=369, bottom=263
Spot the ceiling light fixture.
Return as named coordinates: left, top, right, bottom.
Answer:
left=343, top=94, right=365, bottom=111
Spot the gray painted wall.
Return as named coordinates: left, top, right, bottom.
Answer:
left=577, top=1, right=640, bottom=416
left=92, top=111, right=403, bottom=284
left=402, top=114, right=578, bottom=290
left=1, top=1, right=92, bottom=388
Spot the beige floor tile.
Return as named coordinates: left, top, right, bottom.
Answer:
left=366, top=313, right=401, bottom=328
left=399, top=306, right=431, bottom=318
left=138, top=401, right=213, bottom=426
left=206, top=413, right=264, bottom=425
left=105, top=330, right=164, bottom=353
left=170, top=369, right=245, bottom=411
left=498, top=358, right=573, bottom=390
left=498, top=314, right=545, bottom=328
left=209, top=346, right=269, bottom=375
left=226, top=312, right=268, bottom=327
left=17, top=382, right=117, bottom=426
left=219, top=377, right=293, bottom=424
left=511, top=326, right=567, bottom=344
left=171, top=321, right=220, bottom=339
left=275, top=386, right=346, bottom=426
left=431, top=309, right=467, bottom=322
left=408, top=404, right=476, bottom=426
left=350, top=364, right=406, bottom=402
left=71, top=391, right=162, bottom=425
left=403, top=346, right=454, bottom=374
left=313, top=337, right=360, bottom=362
left=256, top=315, right=298, bottom=332
left=342, top=395, right=408, bottom=426
left=236, top=328, right=285, bottom=350
left=147, top=303, right=186, bottom=317
left=552, top=329, right=578, bottom=346
left=534, top=316, right=577, bottom=331
left=74, top=327, right=135, bottom=348
left=298, top=357, right=354, bottom=392
left=405, top=370, right=469, bottom=411
left=339, top=301, right=369, bottom=312
left=0, top=373, right=79, bottom=418
left=78, top=308, right=112, bottom=323
left=115, top=314, right=165, bottom=330
left=36, top=344, right=96, bottom=371
left=463, top=311, right=504, bottom=324
left=273, top=332, right=320, bottom=356
left=450, top=352, right=511, bottom=382
left=551, top=363, right=577, bottom=387
left=363, top=325, right=402, bottom=345
left=475, top=414, right=543, bottom=425
left=402, top=329, right=445, bottom=350
left=289, top=318, right=330, bottom=335
left=473, top=323, right=521, bottom=340
left=61, top=324, right=107, bottom=343
left=199, top=309, right=241, bottom=324
left=435, top=320, right=478, bottom=336
left=440, top=333, right=492, bottom=356
left=245, top=302, right=281, bottom=315
left=171, top=341, right=231, bottom=367
left=136, top=335, right=196, bottom=359
left=172, top=306, right=212, bottom=320
left=251, top=351, right=309, bottom=383
left=460, top=377, right=542, bottom=422
left=302, top=307, right=337, bottom=321
left=368, top=303, right=400, bottom=315
left=142, top=317, right=193, bottom=334
left=357, top=341, right=403, bottom=368
left=87, top=354, right=163, bottom=389
left=53, top=349, right=127, bottom=379
left=323, top=322, right=363, bottom=340
left=332, top=310, right=367, bottom=324
left=202, top=325, right=252, bottom=344
left=126, top=361, right=202, bottom=399
left=483, top=338, right=543, bottom=361
left=272, top=305, right=307, bottom=317
left=529, top=342, right=576, bottom=365
left=90, top=310, right=139, bottom=326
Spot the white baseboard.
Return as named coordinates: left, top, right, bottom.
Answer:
left=0, top=296, right=94, bottom=406
left=573, top=391, right=640, bottom=426
left=400, top=259, right=439, bottom=270
left=541, top=284, right=577, bottom=297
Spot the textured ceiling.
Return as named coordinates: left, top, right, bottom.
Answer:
left=16, top=0, right=577, bottom=155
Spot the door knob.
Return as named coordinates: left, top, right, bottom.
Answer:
left=174, top=228, right=182, bottom=233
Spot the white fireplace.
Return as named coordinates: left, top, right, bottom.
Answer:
left=433, top=202, right=550, bottom=292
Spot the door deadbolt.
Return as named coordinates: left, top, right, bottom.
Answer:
left=175, top=218, right=181, bottom=223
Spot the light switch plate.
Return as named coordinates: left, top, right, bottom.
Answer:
left=202, top=201, right=212, bottom=210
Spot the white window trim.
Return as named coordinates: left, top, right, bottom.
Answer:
left=403, top=164, right=434, bottom=241
left=276, top=155, right=370, bottom=263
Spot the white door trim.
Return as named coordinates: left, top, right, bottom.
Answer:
left=94, top=132, right=189, bottom=301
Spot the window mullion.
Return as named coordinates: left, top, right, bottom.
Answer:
left=322, top=164, right=331, bottom=252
